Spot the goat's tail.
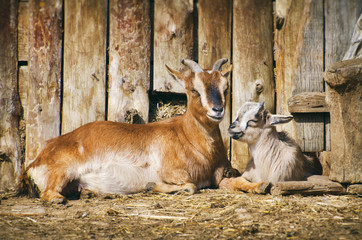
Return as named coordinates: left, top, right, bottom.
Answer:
left=17, top=167, right=40, bottom=198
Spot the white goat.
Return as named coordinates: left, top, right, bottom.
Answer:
left=228, top=101, right=322, bottom=184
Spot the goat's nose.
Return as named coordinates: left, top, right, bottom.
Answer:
left=212, top=106, right=224, bottom=113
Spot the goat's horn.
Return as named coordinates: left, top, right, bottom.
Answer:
left=181, top=59, right=203, bottom=73
left=212, top=58, right=228, bottom=71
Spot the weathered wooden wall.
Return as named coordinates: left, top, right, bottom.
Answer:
left=0, top=0, right=20, bottom=191
left=0, top=0, right=361, bottom=191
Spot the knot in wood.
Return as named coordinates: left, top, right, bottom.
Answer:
left=255, top=81, right=264, bottom=94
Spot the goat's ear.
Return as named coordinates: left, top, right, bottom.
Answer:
left=221, top=65, right=232, bottom=77
left=165, top=64, right=185, bottom=88
left=266, top=113, right=293, bottom=126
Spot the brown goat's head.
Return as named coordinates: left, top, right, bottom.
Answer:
left=166, top=59, right=231, bottom=125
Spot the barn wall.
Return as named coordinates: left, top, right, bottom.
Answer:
left=0, top=0, right=361, bottom=190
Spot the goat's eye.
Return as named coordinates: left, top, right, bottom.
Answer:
left=246, top=119, right=258, bottom=128
left=191, top=89, right=200, bottom=97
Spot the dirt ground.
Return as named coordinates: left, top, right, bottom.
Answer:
left=0, top=190, right=361, bottom=240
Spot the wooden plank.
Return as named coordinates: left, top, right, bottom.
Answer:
left=231, top=0, right=274, bottom=172
left=325, top=0, right=362, bottom=66
left=270, top=181, right=346, bottom=196
left=275, top=0, right=324, bottom=152
left=0, top=0, right=20, bottom=191
left=63, top=0, right=107, bottom=134
left=153, top=0, right=194, bottom=93
left=18, top=1, right=29, bottom=62
left=288, top=92, right=328, bottom=113
left=198, top=0, right=232, bottom=159
left=108, top=0, right=151, bottom=123
left=26, top=0, right=63, bottom=165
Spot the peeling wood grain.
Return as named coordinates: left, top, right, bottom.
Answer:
left=26, top=0, right=62, bottom=165
left=231, top=0, right=274, bottom=172
left=108, top=0, right=151, bottom=123
left=0, top=0, right=20, bottom=191
left=62, top=0, right=107, bottom=134
left=198, top=0, right=232, bottom=158
left=153, top=0, right=194, bottom=93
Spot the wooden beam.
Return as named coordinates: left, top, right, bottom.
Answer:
left=231, top=0, right=274, bottom=172
left=26, top=0, right=63, bottom=165
left=198, top=0, right=232, bottom=158
left=288, top=92, right=328, bottom=113
left=270, top=181, right=346, bottom=196
left=153, top=0, right=194, bottom=93
left=108, top=0, right=151, bottom=123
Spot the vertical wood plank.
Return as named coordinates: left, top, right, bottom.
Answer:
left=18, top=1, right=29, bottom=62
left=108, top=0, right=151, bottom=123
left=231, top=0, right=275, bottom=172
left=153, top=0, right=194, bottom=93
left=275, top=0, right=324, bottom=152
left=198, top=0, right=232, bottom=157
left=0, top=0, right=20, bottom=191
left=26, top=0, right=62, bottom=165
left=63, top=0, right=107, bottom=133
left=325, top=0, right=362, bottom=66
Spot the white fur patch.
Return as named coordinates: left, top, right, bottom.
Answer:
left=66, top=145, right=162, bottom=194
left=28, top=165, right=48, bottom=192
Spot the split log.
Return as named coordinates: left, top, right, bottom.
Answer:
left=270, top=181, right=346, bottom=196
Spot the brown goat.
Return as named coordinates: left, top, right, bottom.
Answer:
left=21, top=59, right=265, bottom=203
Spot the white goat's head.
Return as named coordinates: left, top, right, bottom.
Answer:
left=228, top=101, right=293, bottom=144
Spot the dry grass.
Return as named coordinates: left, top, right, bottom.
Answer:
left=1, top=190, right=361, bottom=239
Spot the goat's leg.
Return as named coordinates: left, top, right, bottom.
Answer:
left=40, top=170, right=68, bottom=204
left=145, top=182, right=197, bottom=194
left=219, top=176, right=270, bottom=194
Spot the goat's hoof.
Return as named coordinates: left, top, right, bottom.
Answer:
left=145, top=182, right=156, bottom=192
left=255, top=182, right=272, bottom=194
left=80, top=189, right=98, bottom=199
left=181, top=183, right=197, bottom=195
left=223, top=167, right=241, bottom=178
left=50, top=197, right=67, bottom=204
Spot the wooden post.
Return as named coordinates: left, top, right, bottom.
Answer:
left=231, top=0, right=274, bottom=172
left=275, top=0, right=324, bottom=152
left=153, top=0, right=194, bottom=93
left=108, top=0, right=151, bottom=123
left=0, top=0, right=20, bottom=191
left=26, top=0, right=63, bottom=166
left=63, top=0, right=107, bottom=133
left=198, top=0, right=232, bottom=158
